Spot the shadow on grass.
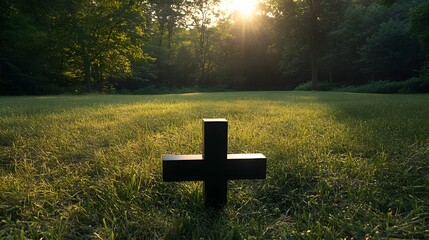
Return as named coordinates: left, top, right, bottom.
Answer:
left=300, top=93, right=428, bottom=238
left=246, top=92, right=429, bottom=239
left=164, top=207, right=238, bottom=240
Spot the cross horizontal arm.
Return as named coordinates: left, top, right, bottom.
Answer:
left=162, top=153, right=267, bottom=182
left=226, top=154, right=266, bottom=180
left=162, top=154, right=206, bottom=181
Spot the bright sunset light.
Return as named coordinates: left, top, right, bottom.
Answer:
left=222, top=0, right=259, bottom=18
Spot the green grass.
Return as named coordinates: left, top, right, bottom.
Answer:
left=1, top=92, right=428, bottom=239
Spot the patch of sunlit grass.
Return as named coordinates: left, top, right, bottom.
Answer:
left=0, top=92, right=428, bottom=239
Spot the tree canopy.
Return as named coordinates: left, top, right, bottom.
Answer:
left=0, top=0, right=427, bottom=94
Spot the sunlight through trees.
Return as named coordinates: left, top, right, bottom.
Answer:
left=0, top=0, right=428, bottom=94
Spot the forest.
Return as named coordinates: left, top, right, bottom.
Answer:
left=1, top=0, right=428, bottom=95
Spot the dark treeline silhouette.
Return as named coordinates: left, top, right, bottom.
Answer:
left=1, top=0, right=428, bottom=95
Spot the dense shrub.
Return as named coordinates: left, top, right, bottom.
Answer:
left=333, top=78, right=429, bottom=93
left=294, top=82, right=337, bottom=91
left=294, top=78, right=429, bottom=94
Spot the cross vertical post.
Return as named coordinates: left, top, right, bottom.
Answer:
left=203, top=119, right=228, bottom=208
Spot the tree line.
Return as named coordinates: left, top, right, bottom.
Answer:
left=1, top=0, right=428, bottom=95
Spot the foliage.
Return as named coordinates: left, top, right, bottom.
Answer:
left=332, top=78, right=429, bottom=93
left=294, top=81, right=335, bottom=91
left=0, top=0, right=152, bottom=94
left=1, top=0, right=429, bottom=94
left=409, top=1, right=429, bottom=47
left=0, top=1, right=57, bottom=94
left=272, top=0, right=351, bottom=90
left=358, top=19, right=424, bottom=81
left=409, top=1, right=429, bottom=81
left=52, top=0, right=151, bottom=92
left=295, top=76, right=429, bottom=94
left=1, top=92, right=428, bottom=238
left=329, top=3, right=388, bottom=84
left=418, top=66, right=429, bottom=92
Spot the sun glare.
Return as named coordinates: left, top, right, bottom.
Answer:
left=222, top=0, right=259, bottom=18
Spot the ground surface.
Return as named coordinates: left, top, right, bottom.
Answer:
left=0, top=92, right=428, bottom=239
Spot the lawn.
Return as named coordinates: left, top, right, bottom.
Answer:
left=1, top=92, right=428, bottom=239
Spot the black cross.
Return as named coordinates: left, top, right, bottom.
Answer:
left=162, top=119, right=267, bottom=209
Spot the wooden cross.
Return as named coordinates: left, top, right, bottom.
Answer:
left=162, top=118, right=267, bottom=209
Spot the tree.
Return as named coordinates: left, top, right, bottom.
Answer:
left=329, top=3, right=387, bottom=84
left=409, top=1, right=429, bottom=79
left=60, top=0, right=150, bottom=92
left=358, top=19, right=424, bottom=81
left=0, top=0, right=154, bottom=94
left=307, top=0, right=321, bottom=90
left=273, top=0, right=349, bottom=90
left=147, top=0, right=184, bottom=50
left=2, top=0, right=427, bottom=94
left=0, top=0, right=58, bottom=94
left=409, top=1, right=429, bottom=47
left=19, top=0, right=150, bottom=92
left=144, top=0, right=186, bottom=86
left=223, top=12, right=281, bottom=89
left=183, top=0, right=221, bottom=85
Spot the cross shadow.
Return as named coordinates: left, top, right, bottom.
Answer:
left=160, top=179, right=265, bottom=239
left=165, top=207, right=227, bottom=239
left=164, top=203, right=247, bottom=240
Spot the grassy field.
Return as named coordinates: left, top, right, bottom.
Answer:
left=0, top=92, right=428, bottom=239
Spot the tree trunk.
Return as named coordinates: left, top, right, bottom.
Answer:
left=159, top=29, right=164, bottom=47
left=308, top=0, right=320, bottom=91
left=311, top=52, right=318, bottom=90
left=0, top=16, right=4, bottom=76
left=167, top=21, right=173, bottom=50
left=167, top=20, right=173, bottom=61
left=83, top=56, right=92, bottom=92
left=199, top=25, right=207, bottom=84
left=0, top=16, right=4, bottom=51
